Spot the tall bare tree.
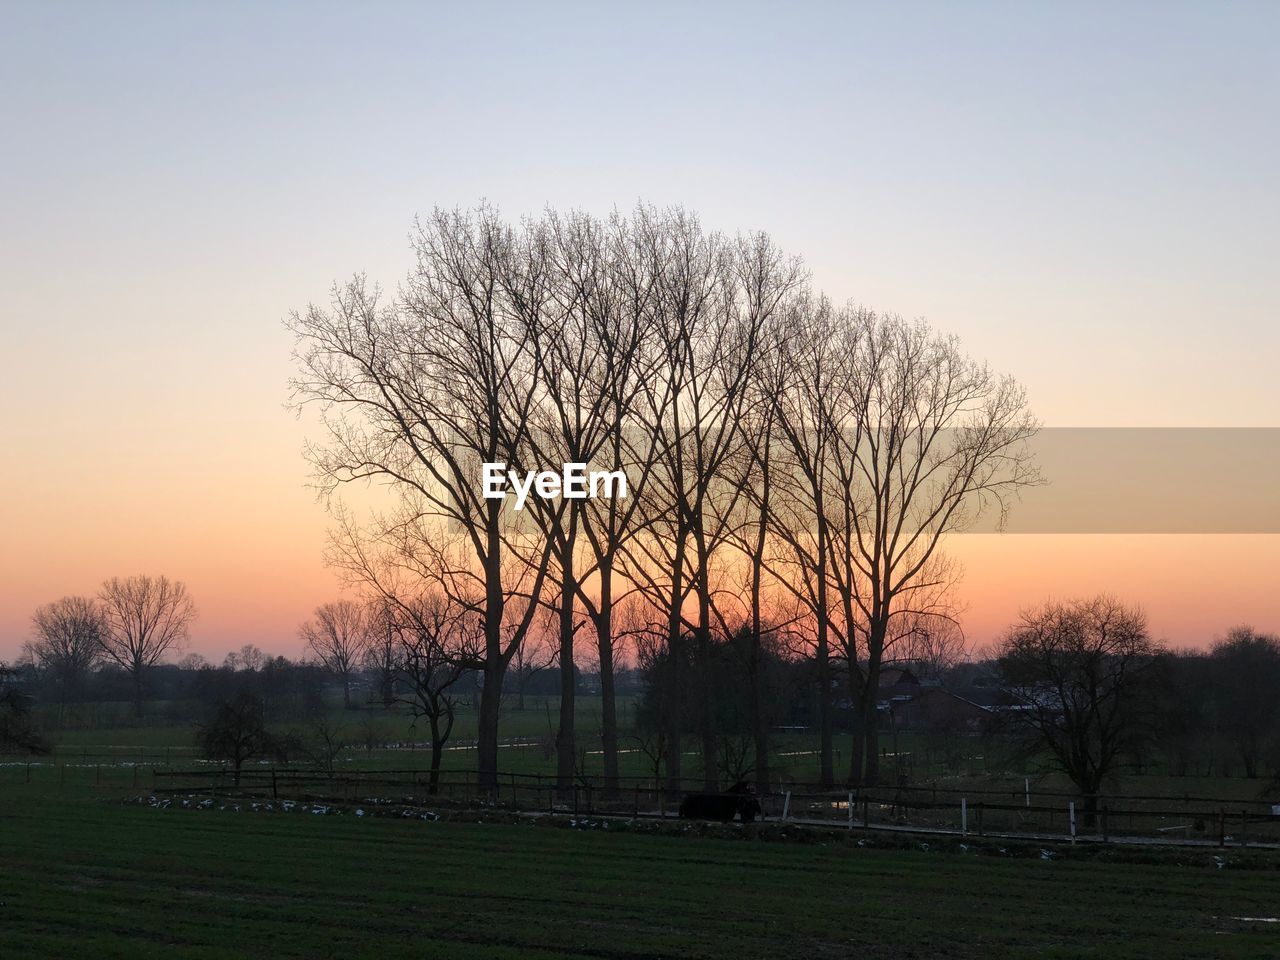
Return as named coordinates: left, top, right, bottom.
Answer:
left=363, top=599, right=400, bottom=708
left=299, top=600, right=368, bottom=709
left=513, top=209, right=667, bottom=792
left=572, top=214, right=666, bottom=794
left=830, top=311, right=1038, bottom=784
left=764, top=293, right=845, bottom=786
left=97, top=575, right=196, bottom=717
left=510, top=211, right=615, bottom=792
left=626, top=212, right=802, bottom=792
left=290, top=206, right=554, bottom=791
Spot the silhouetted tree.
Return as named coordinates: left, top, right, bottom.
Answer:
left=0, top=665, right=50, bottom=755
left=299, top=600, right=368, bottom=709
left=97, top=575, right=197, bottom=717
left=27, top=595, right=105, bottom=701
left=290, top=207, right=556, bottom=791
left=197, top=693, right=276, bottom=786
left=998, top=596, right=1163, bottom=822
left=389, top=594, right=477, bottom=794
left=1209, top=626, right=1280, bottom=778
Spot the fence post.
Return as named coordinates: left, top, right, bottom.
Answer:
left=1025, top=777, right=1030, bottom=808
left=1241, top=809, right=1248, bottom=847
left=961, top=797, right=967, bottom=836
left=782, top=791, right=791, bottom=822
left=847, top=791, right=854, bottom=830
left=863, top=797, right=869, bottom=830
left=272, top=768, right=278, bottom=800
left=1069, top=801, right=1077, bottom=841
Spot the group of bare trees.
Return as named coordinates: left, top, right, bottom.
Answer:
left=26, top=575, right=196, bottom=716
left=298, top=595, right=480, bottom=790
left=290, top=203, right=1038, bottom=792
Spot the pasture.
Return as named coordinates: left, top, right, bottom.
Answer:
left=6, top=696, right=1280, bottom=957
left=4, top=789, right=1280, bottom=959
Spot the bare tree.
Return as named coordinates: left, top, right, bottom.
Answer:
left=97, top=575, right=197, bottom=717
left=28, top=595, right=104, bottom=700
left=197, top=693, right=276, bottom=787
left=571, top=212, right=666, bottom=796
left=300, top=715, right=349, bottom=777
left=511, top=620, right=557, bottom=711
left=299, top=600, right=368, bottom=709
left=830, top=311, right=1038, bottom=784
left=363, top=599, right=400, bottom=708
left=626, top=211, right=802, bottom=792
left=224, top=644, right=267, bottom=672
left=290, top=206, right=553, bottom=791
left=510, top=211, right=615, bottom=792
left=998, top=596, right=1163, bottom=821
left=758, top=293, right=842, bottom=786
left=888, top=610, right=967, bottom=683
left=515, top=209, right=666, bottom=794
left=388, top=593, right=478, bottom=793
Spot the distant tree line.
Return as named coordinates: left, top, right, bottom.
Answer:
left=6, top=583, right=1280, bottom=804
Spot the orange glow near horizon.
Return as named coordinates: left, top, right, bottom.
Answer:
left=4, top=501, right=1278, bottom=661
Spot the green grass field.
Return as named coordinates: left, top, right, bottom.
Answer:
left=3, top=789, right=1280, bottom=959
left=6, top=698, right=1280, bottom=957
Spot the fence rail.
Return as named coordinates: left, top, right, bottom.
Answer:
left=143, top=767, right=1280, bottom=849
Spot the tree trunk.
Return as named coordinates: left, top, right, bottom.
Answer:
left=813, top=504, right=834, bottom=787
left=862, top=660, right=882, bottom=786
left=556, top=518, right=579, bottom=793
left=816, top=628, right=833, bottom=787
left=848, top=715, right=865, bottom=785
left=556, top=611, right=576, bottom=791
left=132, top=669, right=144, bottom=719
left=694, top=527, right=717, bottom=792
left=749, top=635, right=770, bottom=794
left=663, top=549, right=685, bottom=798
left=429, top=741, right=443, bottom=795
left=477, top=663, right=504, bottom=793
left=1081, top=790, right=1099, bottom=831
left=597, top=585, right=619, bottom=797
left=663, top=644, right=682, bottom=797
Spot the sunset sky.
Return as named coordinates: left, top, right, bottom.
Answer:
left=2, top=2, right=1277, bottom=660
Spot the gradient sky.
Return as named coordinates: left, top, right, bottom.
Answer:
left=2, top=1, right=1277, bottom=660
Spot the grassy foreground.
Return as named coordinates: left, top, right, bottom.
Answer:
left=2, top=794, right=1280, bottom=958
